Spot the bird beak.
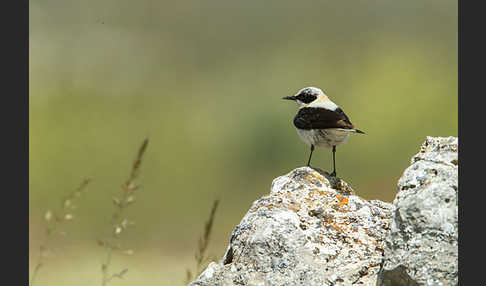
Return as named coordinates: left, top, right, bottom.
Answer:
left=282, top=96, right=296, bottom=101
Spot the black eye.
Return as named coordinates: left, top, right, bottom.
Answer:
left=296, top=93, right=317, bottom=104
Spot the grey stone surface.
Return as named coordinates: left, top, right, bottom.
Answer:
left=378, top=136, right=458, bottom=286
left=189, top=136, right=458, bottom=286
left=190, top=167, right=394, bottom=286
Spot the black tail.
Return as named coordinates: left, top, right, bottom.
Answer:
left=354, top=129, right=365, bottom=134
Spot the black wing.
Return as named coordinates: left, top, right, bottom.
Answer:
left=293, top=107, right=354, bottom=130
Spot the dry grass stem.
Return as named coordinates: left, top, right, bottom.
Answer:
left=30, top=178, right=91, bottom=286
left=100, top=138, right=149, bottom=286
left=186, top=199, right=219, bottom=284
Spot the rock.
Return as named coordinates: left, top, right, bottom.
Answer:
left=378, top=136, right=458, bottom=286
left=189, top=136, right=458, bottom=286
left=190, top=167, right=394, bottom=286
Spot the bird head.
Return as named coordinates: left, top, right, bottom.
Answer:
left=283, top=87, right=326, bottom=108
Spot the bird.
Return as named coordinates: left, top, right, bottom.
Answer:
left=283, top=86, right=365, bottom=177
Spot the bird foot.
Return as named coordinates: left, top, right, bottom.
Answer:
left=330, top=171, right=336, bottom=177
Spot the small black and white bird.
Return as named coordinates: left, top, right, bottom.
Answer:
left=283, top=87, right=365, bottom=176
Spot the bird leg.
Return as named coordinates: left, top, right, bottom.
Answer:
left=307, top=144, right=315, bottom=167
left=330, top=146, right=337, bottom=177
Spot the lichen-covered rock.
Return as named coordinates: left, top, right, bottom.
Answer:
left=190, top=167, right=394, bottom=286
left=378, top=136, right=458, bottom=286
left=189, top=136, right=458, bottom=286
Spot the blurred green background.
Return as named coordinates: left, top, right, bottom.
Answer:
left=29, top=0, right=457, bottom=285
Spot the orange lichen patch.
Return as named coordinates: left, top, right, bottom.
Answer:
left=337, top=196, right=349, bottom=207
left=334, top=195, right=349, bottom=209
left=332, top=222, right=345, bottom=233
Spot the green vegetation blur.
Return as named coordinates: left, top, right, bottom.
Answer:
left=30, top=0, right=457, bottom=285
